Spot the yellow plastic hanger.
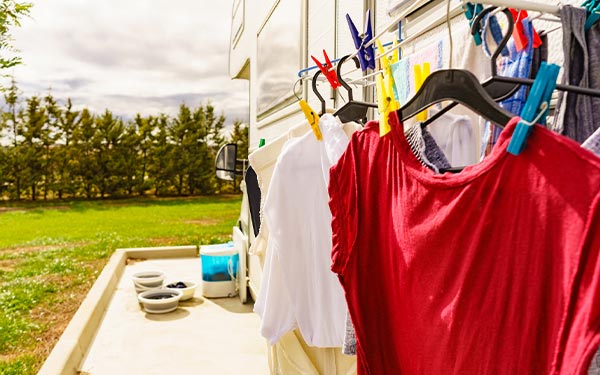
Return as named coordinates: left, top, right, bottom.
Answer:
left=413, top=62, right=431, bottom=122
left=299, top=100, right=322, bottom=141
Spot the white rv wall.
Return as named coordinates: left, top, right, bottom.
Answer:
left=304, top=0, right=336, bottom=122
left=237, top=0, right=580, bottom=151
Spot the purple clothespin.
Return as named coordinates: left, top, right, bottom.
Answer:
left=346, top=10, right=375, bottom=71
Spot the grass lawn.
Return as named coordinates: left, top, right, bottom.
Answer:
left=0, top=195, right=242, bottom=375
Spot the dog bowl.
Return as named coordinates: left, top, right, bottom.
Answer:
left=165, top=281, right=198, bottom=301
left=132, top=271, right=165, bottom=294
left=137, top=288, right=183, bottom=314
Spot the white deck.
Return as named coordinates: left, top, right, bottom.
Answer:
left=78, top=257, right=268, bottom=375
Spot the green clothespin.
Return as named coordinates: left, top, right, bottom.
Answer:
left=258, top=138, right=266, bottom=148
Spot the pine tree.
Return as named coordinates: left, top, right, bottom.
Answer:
left=150, top=114, right=175, bottom=196
left=54, top=99, right=80, bottom=199
left=187, top=102, right=227, bottom=195
left=230, top=120, right=249, bottom=159
left=72, top=108, right=97, bottom=198
left=94, top=110, right=124, bottom=197
left=20, top=96, right=47, bottom=200
left=119, top=121, right=140, bottom=196
left=136, top=114, right=154, bottom=195
left=2, top=77, right=23, bottom=199
left=170, top=104, right=193, bottom=195
left=41, top=91, right=60, bottom=200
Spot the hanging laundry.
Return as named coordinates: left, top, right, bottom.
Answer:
left=481, top=12, right=510, bottom=58
left=552, top=5, right=600, bottom=143
left=583, top=126, right=600, bottom=155
left=342, top=122, right=450, bottom=356
left=391, top=58, right=410, bottom=104
left=244, top=166, right=261, bottom=237
left=247, top=122, right=310, bottom=266
left=426, top=109, right=478, bottom=167
left=342, top=312, right=356, bottom=356
left=529, top=31, right=548, bottom=85
left=329, top=111, right=600, bottom=374
left=391, top=40, right=443, bottom=106
left=255, top=114, right=361, bottom=348
left=249, top=119, right=359, bottom=374
left=269, top=330, right=356, bottom=375
left=482, top=15, right=534, bottom=153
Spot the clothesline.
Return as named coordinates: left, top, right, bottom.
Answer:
left=299, top=5, right=464, bottom=84
left=478, top=0, right=560, bottom=16
left=298, top=0, right=563, bottom=81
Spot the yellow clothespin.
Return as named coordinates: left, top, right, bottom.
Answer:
left=376, top=39, right=399, bottom=137
left=376, top=39, right=391, bottom=71
left=299, top=100, right=322, bottom=141
left=377, top=39, right=399, bottom=109
left=413, top=62, right=431, bottom=122
left=376, top=74, right=391, bottom=136
left=376, top=74, right=400, bottom=136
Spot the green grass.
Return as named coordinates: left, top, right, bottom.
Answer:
left=0, top=195, right=242, bottom=374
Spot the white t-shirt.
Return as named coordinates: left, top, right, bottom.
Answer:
left=254, top=114, right=355, bottom=347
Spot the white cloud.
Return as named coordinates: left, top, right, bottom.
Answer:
left=3, top=0, right=249, bottom=125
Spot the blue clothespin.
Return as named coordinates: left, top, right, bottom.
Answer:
left=347, top=10, right=375, bottom=71
left=507, top=62, right=560, bottom=155
left=585, top=1, right=600, bottom=30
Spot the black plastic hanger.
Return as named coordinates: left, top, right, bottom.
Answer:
left=398, top=69, right=513, bottom=127
left=312, top=69, right=327, bottom=115
left=479, top=7, right=600, bottom=98
left=420, top=6, right=519, bottom=127
left=333, top=54, right=378, bottom=124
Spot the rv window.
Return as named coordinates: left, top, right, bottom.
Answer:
left=231, top=0, right=244, bottom=48
left=256, top=0, right=302, bottom=117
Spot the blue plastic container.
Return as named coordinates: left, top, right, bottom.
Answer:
left=200, top=242, right=239, bottom=282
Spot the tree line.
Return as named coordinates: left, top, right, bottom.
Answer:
left=0, top=79, right=249, bottom=201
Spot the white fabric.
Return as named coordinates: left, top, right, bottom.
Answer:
left=247, top=122, right=309, bottom=265
left=254, top=114, right=352, bottom=347
left=583, top=126, right=600, bottom=156
left=447, top=23, right=493, bottom=159
left=426, top=109, right=478, bottom=166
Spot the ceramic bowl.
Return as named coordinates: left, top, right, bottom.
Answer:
left=137, top=288, right=183, bottom=314
left=165, top=281, right=198, bottom=301
left=131, top=271, right=165, bottom=294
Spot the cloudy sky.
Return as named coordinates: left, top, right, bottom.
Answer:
left=4, top=0, right=249, bottom=126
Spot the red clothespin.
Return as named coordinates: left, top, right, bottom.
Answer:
left=311, top=50, right=341, bottom=89
left=509, top=9, right=542, bottom=52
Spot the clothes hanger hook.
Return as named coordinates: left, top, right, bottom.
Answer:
left=293, top=78, right=302, bottom=101
left=336, top=54, right=361, bottom=103
left=312, top=70, right=327, bottom=115
left=470, top=6, right=514, bottom=77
